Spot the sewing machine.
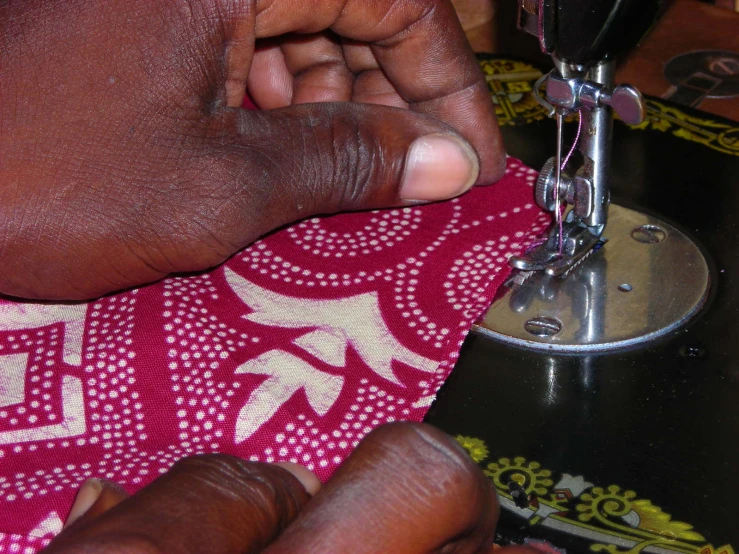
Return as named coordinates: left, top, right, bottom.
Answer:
left=427, top=1, right=738, bottom=551
left=477, top=0, right=710, bottom=351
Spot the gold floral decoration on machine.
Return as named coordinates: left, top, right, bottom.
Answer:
left=455, top=435, right=734, bottom=554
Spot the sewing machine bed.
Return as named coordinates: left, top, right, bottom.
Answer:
left=425, top=55, right=739, bottom=553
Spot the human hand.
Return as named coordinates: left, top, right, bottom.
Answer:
left=0, top=0, right=504, bottom=300
left=451, top=0, right=497, bottom=52
left=43, top=423, right=532, bottom=554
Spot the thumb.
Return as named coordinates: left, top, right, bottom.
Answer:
left=0, top=102, right=486, bottom=301
left=208, top=102, right=482, bottom=239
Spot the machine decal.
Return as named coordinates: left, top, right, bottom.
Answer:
left=479, top=58, right=549, bottom=126
left=456, top=436, right=734, bottom=554
left=631, top=100, right=739, bottom=157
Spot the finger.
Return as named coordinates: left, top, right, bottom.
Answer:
left=353, top=70, right=409, bottom=108
left=64, top=479, right=129, bottom=529
left=341, top=41, right=409, bottom=107
left=280, top=33, right=354, bottom=104
left=275, top=462, right=321, bottom=496
left=263, top=422, right=500, bottom=554
left=450, top=0, right=497, bottom=52
left=248, top=40, right=294, bottom=108
left=19, top=102, right=482, bottom=301
left=203, top=102, right=479, bottom=253
left=341, top=40, right=380, bottom=74
left=254, top=0, right=505, bottom=184
left=45, top=456, right=314, bottom=554
left=222, top=3, right=258, bottom=107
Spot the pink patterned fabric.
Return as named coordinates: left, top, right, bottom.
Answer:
left=0, top=158, right=546, bottom=551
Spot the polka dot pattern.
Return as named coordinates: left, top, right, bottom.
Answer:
left=0, top=329, right=60, bottom=435
left=286, top=208, right=422, bottom=258
left=0, top=158, right=546, bottom=549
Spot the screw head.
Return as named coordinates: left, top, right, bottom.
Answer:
left=631, top=225, right=666, bottom=244
left=524, top=316, right=562, bottom=337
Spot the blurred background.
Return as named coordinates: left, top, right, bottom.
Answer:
left=451, top=0, right=739, bottom=121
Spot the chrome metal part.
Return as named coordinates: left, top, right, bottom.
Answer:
left=543, top=69, right=646, bottom=125
left=601, top=85, right=647, bottom=125
left=525, top=317, right=563, bottom=337
left=534, top=157, right=591, bottom=217
left=510, top=210, right=602, bottom=277
left=516, top=0, right=547, bottom=54
left=553, top=111, right=564, bottom=242
left=579, top=61, right=615, bottom=231
left=532, top=73, right=556, bottom=117
left=477, top=205, right=711, bottom=352
left=535, top=158, right=560, bottom=211
left=514, top=60, right=647, bottom=276
left=517, top=0, right=540, bottom=37
left=631, top=225, right=666, bottom=244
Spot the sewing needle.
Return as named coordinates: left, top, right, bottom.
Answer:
left=554, top=110, right=563, bottom=254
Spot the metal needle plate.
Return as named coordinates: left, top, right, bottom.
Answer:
left=475, top=205, right=711, bottom=352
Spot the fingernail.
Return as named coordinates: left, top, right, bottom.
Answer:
left=275, top=462, right=322, bottom=496
left=64, top=478, right=103, bottom=528
left=401, top=134, right=479, bottom=202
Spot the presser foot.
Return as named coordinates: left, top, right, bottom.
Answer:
left=475, top=204, right=710, bottom=352
left=510, top=214, right=603, bottom=277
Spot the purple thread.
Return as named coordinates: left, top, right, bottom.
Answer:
left=556, top=111, right=582, bottom=255
left=525, top=236, right=548, bottom=253
left=561, top=111, right=582, bottom=172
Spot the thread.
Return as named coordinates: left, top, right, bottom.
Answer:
left=556, top=111, right=583, bottom=255
left=525, top=235, right=548, bottom=253
left=561, top=111, right=582, bottom=172
left=525, top=112, right=584, bottom=258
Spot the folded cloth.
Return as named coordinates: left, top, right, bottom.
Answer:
left=0, top=158, right=547, bottom=551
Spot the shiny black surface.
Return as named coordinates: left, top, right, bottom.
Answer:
left=545, top=0, right=671, bottom=63
left=425, top=103, right=739, bottom=548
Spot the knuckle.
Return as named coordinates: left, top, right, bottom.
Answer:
left=223, top=106, right=402, bottom=219
left=259, top=105, right=388, bottom=213
left=172, top=454, right=309, bottom=515
left=343, top=423, right=497, bottom=546
left=329, top=111, right=366, bottom=205
left=276, top=106, right=358, bottom=210
left=325, top=107, right=396, bottom=209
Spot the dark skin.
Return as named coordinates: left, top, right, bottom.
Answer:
left=0, top=0, right=505, bottom=301
left=46, top=423, right=534, bottom=553
left=4, top=2, right=515, bottom=550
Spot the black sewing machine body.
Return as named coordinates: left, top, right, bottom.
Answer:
left=426, top=55, right=738, bottom=553
left=534, top=0, right=672, bottom=63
